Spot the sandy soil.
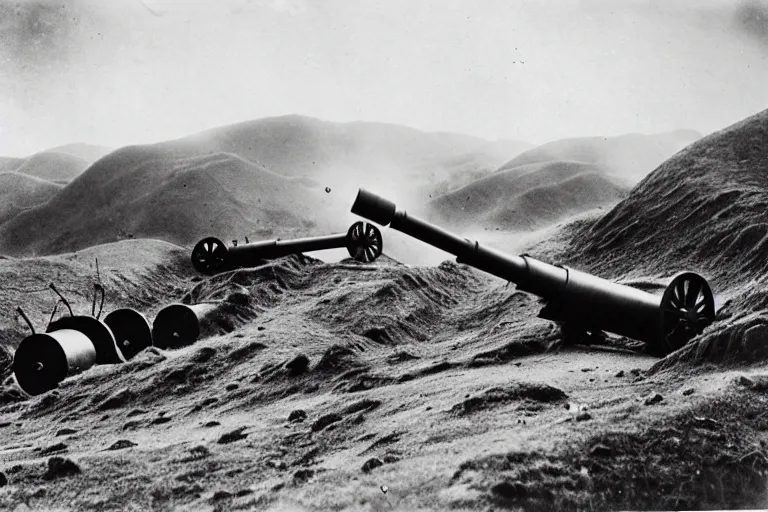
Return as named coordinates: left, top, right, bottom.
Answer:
left=0, top=240, right=766, bottom=511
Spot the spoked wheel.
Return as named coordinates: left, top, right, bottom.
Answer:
left=191, top=237, right=229, bottom=275
left=346, top=221, right=383, bottom=263
left=658, top=272, right=715, bottom=355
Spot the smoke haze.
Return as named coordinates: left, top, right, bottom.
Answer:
left=1, top=0, right=767, bottom=156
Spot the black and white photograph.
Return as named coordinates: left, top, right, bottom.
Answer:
left=1, top=0, right=768, bottom=510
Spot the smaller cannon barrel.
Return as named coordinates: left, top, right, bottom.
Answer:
left=351, top=188, right=715, bottom=354
left=151, top=303, right=218, bottom=350
left=13, top=329, right=98, bottom=396
left=191, top=221, right=384, bottom=275
left=104, top=308, right=154, bottom=360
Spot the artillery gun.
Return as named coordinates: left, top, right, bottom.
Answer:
left=350, top=189, right=715, bottom=355
left=191, top=221, right=383, bottom=275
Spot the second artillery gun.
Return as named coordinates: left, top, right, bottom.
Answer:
left=191, top=221, right=383, bottom=275
left=350, top=189, right=715, bottom=355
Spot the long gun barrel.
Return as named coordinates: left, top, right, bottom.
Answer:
left=191, top=221, right=383, bottom=275
left=351, top=188, right=715, bottom=354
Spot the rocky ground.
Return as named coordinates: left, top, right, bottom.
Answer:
left=0, top=237, right=766, bottom=511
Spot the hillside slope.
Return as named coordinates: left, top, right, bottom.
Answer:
left=431, top=139, right=535, bottom=196
left=44, top=143, right=113, bottom=164
left=535, top=109, right=768, bottom=367
left=14, top=152, right=91, bottom=183
left=121, top=115, right=528, bottom=201
left=428, top=161, right=628, bottom=230
left=0, top=157, right=24, bottom=173
left=0, top=116, right=533, bottom=257
left=0, top=172, right=63, bottom=223
left=498, top=130, right=701, bottom=185
left=0, top=245, right=766, bottom=511
left=0, top=152, right=338, bottom=257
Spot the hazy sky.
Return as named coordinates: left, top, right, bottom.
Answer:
left=1, top=0, right=767, bottom=156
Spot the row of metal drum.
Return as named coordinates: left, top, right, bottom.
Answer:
left=12, top=303, right=217, bottom=396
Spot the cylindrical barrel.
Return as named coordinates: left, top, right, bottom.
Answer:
left=13, top=329, right=98, bottom=396
left=538, top=267, right=664, bottom=343
left=151, top=303, right=218, bottom=350
left=47, top=316, right=124, bottom=365
left=104, top=309, right=154, bottom=360
left=228, top=233, right=347, bottom=267
left=351, top=188, right=668, bottom=344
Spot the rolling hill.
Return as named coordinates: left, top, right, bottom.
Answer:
left=430, top=139, right=535, bottom=196
left=428, top=160, right=628, bottom=231
left=44, top=143, right=113, bottom=164
left=0, top=172, right=63, bottom=223
left=121, top=115, right=530, bottom=201
left=0, top=116, right=531, bottom=257
left=497, top=130, right=702, bottom=185
left=0, top=151, right=339, bottom=257
left=0, top=156, right=24, bottom=173
left=13, top=151, right=91, bottom=183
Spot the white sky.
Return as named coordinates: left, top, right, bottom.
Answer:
left=1, top=0, right=767, bottom=156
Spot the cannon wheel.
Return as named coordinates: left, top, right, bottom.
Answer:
left=346, top=221, right=383, bottom=263
left=191, top=237, right=229, bottom=275
left=658, top=272, right=715, bottom=355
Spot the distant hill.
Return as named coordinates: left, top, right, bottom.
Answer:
left=0, top=116, right=533, bottom=256
left=180, top=116, right=486, bottom=174
left=572, top=116, right=766, bottom=285
left=428, top=160, right=628, bottom=230
left=0, top=157, right=24, bottom=173
left=497, top=130, right=702, bottom=185
left=431, top=139, right=535, bottom=196
left=14, top=151, right=91, bottom=182
left=0, top=172, right=63, bottom=223
left=44, top=143, right=113, bottom=163
left=0, top=151, right=337, bottom=256
left=152, top=115, right=529, bottom=201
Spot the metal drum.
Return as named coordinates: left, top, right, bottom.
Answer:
left=151, top=303, right=218, bottom=350
left=104, top=308, right=154, bottom=360
left=13, top=329, right=97, bottom=396
left=47, top=315, right=124, bottom=364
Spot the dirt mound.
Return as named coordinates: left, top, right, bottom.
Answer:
left=0, top=151, right=336, bottom=257
left=307, top=260, right=485, bottom=346
left=497, top=130, right=701, bottom=185
left=14, top=151, right=91, bottom=182
left=428, top=161, right=628, bottom=230
left=0, top=238, right=191, bottom=345
left=0, top=172, right=63, bottom=223
left=451, top=382, right=568, bottom=416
